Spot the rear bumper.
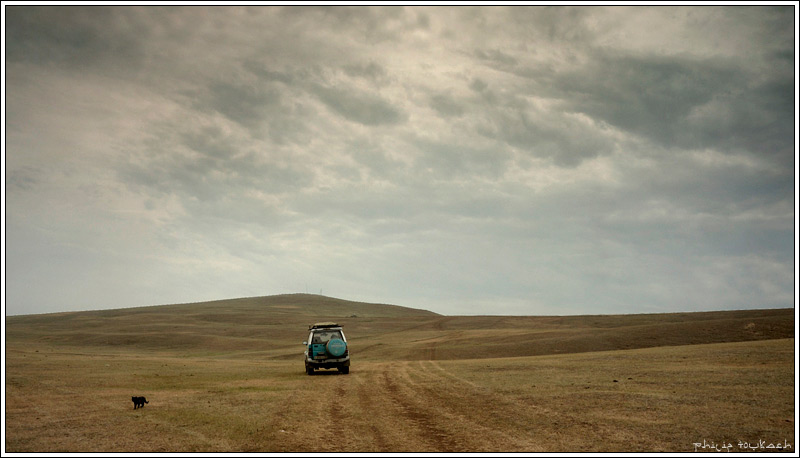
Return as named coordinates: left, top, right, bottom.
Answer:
left=305, top=356, right=350, bottom=368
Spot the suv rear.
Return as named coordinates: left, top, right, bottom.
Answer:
left=303, top=322, right=350, bottom=375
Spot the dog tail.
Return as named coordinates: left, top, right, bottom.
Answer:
left=145, top=399, right=149, bottom=404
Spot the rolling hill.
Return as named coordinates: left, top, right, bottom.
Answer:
left=4, top=294, right=795, bottom=453
left=5, top=293, right=793, bottom=360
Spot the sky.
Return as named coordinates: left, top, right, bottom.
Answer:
left=2, top=4, right=797, bottom=316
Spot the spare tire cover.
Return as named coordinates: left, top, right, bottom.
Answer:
left=326, top=338, right=346, bottom=357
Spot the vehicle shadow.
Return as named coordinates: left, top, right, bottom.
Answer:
left=307, top=370, right=347, bottom=376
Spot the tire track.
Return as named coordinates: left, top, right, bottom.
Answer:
left=380, top=367, right=463, bottom=452
left=316, top=366, right=401, bottom=452
left=401, top=361, right=547, bottom=452
left=411, top=360, right=627, bottom=452
left=326, top=378, right=346, bottom=441
left=354, top=368, right=391, bottom=451
left=276, top=360, right=546, bottom=452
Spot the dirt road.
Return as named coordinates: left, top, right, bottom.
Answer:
left=265, top=361, right=545, bottom=453
left=5, top=339, right=795, bottom=453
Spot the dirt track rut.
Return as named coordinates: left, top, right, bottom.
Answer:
left=266, top=361, right=544, bottom=453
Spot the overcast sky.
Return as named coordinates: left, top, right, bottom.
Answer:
left=3, top=5, right=797, bottom=316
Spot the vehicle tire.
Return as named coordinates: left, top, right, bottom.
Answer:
left=327, top=338, right=347, bottom=357
left=306, top=365, right=314, bottom=375
left=338, top=366, right=349, bottom=374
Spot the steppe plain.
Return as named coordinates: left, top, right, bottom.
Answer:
left=4, top=294, right=796, bottom=453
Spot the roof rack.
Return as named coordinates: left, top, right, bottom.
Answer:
left=309, top=322, right=341, bottom=330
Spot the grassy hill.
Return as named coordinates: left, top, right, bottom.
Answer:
left=5, top=294, right=435, bottom=357
left=5, top=294, right=794, bottom=360
left=4, top=294, right=795, bottom=453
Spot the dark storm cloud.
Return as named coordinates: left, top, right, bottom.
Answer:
left=550, top=51, right=795, bottom=162
left=309, top=82, right=407, bottom=126
left=687, top=76, right=795, bottom=163
left=429, top=93, right=466, bottom=118
left=467, top=6, right=795, bottom=170
left=556, top=53, right=737, bottom=141
left=4, top=6, right=147, bottom=68
left=278, top=5, right=429, bottom=44
left=474, top=48, right=519, bottom=68
left=472, top=46, right=791, bottom=168
left=474, top=105, right=615, bottom=167
left=342, top=60, right=388, bottom=83
left=458, top=76, right=616, bottom=167
left=202, top=81, right=284, bottom=132
left=242, top=59, right=404, bottom=130
left=120, top=122, right=314, bottom=206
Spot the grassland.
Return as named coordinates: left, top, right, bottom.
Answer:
left=4, top=294, right=796, bottom=453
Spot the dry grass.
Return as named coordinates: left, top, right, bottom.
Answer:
left=433, top=339, right=795, bottom=451
left=4, top=294, right=796, bottom=452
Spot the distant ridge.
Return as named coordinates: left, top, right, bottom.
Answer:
left=7, top=293, right=440, bottom=319
left=5, top=295, right=793, bottom=359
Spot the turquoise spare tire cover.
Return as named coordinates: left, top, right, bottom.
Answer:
left=326, top=339, right=346, bottom=357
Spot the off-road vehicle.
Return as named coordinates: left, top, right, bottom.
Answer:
left=303, top=322, right=350, bottom=375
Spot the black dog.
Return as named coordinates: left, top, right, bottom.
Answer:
left=132, top=396, right=149, bottom=409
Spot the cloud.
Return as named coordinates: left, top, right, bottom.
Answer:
left=429, top=93, right=466, bottom=118
left=202, top=81, right=284, bottom=132
left=309, top=82, right=407, bottom=126
left=3, top=6, right=795, bottom=316
left=548, top=51, right=795, bottom=165
left=4, top=6, right=148, bottom=69
left=343, top=60, right=389, bottom=83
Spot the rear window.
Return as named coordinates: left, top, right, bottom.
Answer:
left=311, top=330, right=343, bottom=343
